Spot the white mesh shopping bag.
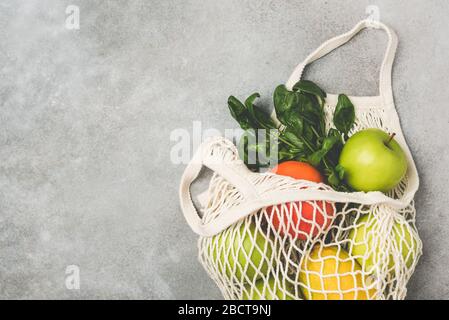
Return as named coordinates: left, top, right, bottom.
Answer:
left=179, top=20, right=422, bottom=300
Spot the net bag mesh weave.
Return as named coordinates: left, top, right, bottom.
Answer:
left=179, top=20, right=422, bottom=300
left=197, top=128, right=420, bottom=300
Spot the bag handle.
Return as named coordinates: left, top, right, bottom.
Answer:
left=285, top=19, right=398, bottom=106
left=180, top=137, right=415, bottom=237
left=179, top=138, right=260, bottom=236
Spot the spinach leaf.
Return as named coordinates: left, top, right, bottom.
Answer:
left=273, top=85, right=298, bottom=126
left=228, top=96, right=252, bottom=130
left=293, top=80, right=326, bottom=102
left=307, top=134, right=340, bottom=166
left=282, top=129, right=306, bottom=150
left=298, top=93, right=321, bottom=121
left=297, top=93, right=324, bottom=143
left=325, top=167, right=341, bottom=190
left=335, top=164, right=346, bottom=180
left=244, top=93, right=277, bottom=129
left=283, top=109, right=303, bottom=136
left=237, top=129, right=273, bottom=171
left=244, top=92, right=260, bottom=121
left=333, top=94, right=355, bottom=139
left=229, top=93, right=276, bottom=131
left=237, top=131, right=254, bottom=170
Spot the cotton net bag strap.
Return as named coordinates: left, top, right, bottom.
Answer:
left=284, top=19, right=396, bottom=99
left=278, top=18, right=419, bottom=207
left=179, top=19, right=419, bottom=238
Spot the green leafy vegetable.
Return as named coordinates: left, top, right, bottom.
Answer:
left=333, top=94, right=355, bottom=140
left=227, top=80, right=356, bottom=190
left=273, top=85, right=298, bottom=126
left=307, top=134, right=340, bottom=167
left=228, top=96, right=252, bottom=130
left=293, top=80, right=326, bottom=102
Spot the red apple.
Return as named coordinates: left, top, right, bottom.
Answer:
left=267, top=161, right=335, bottom=241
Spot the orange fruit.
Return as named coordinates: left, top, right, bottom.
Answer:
left=267, top=161, right=335, bottom=241
left=271, top=161, right=323, bottom=183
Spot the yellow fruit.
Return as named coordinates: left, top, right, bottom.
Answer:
left=299, top=245, right=377, bottom=300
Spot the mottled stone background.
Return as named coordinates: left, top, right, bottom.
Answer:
left=0, top=0, right=448, bottom=299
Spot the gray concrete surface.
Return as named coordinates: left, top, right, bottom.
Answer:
left=0, top=0, right=448, bottom=299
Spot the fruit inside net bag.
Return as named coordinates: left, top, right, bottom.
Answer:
left=179, top=137, right=421, bottom=300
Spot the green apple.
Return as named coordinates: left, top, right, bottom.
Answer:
left=212, top=222, right=273, bottom=282
left=339, top=128, right=407, bottom=192
left=242, top=277, right=296, bottom=300
left=348, top=213, right=417, bottom=273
